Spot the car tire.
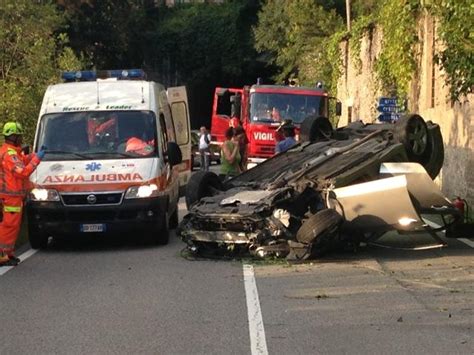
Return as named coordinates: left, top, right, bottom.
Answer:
left=153, top=212, right=169, bottom=245
left=394, top=114, right=429, bottom=161
left=185, top=171, right=224, bottom=210
left=28, top=225, right=49, bottom=249
left=421, top=122, right=444, bottom=179
left=300, top=116, right=333, bottom=143
left=296, top=209, right=342, bottom=244
left=169, top=207, right=179, bottom=229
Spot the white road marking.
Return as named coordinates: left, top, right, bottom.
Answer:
left=0, top=249, right=38, bottom=276
left=243, top=264, right=268, bottom=355
left=458, top=238, right=474, bottom=248
left=426, top=221, right=474, bottom=249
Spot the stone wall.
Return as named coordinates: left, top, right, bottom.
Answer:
left=335, top=14, right=473, bottom=206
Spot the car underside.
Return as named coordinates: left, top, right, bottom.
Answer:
left=178, top=114, right=464, bottom=260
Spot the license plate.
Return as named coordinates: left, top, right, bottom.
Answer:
left=80, top=224, right=106, bottom=233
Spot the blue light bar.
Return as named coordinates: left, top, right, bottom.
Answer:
left=61, top=69, right=146, bottom=82
left=108, top=69, right=146, bottom=80
left=62, top=70, right=97, bottom=81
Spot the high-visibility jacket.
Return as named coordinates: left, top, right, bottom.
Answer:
left=125, top=137, right=155, bottom=156
left=0, top=143, right=41, bottom=198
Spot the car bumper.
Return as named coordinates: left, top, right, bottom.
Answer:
left=26, top=197, right=168, bottom=236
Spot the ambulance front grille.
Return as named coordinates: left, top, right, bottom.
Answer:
left=61, top=192, right=123, bottom=206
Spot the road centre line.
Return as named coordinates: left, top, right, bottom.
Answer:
left=243, top=264, right=269, bottom=355
left=0, top=249, right=38, bottom=276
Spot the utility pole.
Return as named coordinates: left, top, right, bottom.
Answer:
left=346, top=0, right=351, bottom=31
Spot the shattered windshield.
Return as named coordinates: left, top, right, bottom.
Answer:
left=36, top=111, right=157, bottom=161
left=249, top=92, right=326, bottom=124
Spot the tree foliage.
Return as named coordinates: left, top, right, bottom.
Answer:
left=0, top=0, right=81, bottom=143
left=61, top=1, right=268, bottom=126
left=335, top=0, right=472, bottom=100
left=254, top=0, right=343, bottom=86
left=431, top=0, right=474, bottom=100
left=375, top=0, right=421, bottom=96
left=59, top=0, right=135, bottom=69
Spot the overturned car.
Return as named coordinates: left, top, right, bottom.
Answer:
left=178, top=114, right=463, bottom=259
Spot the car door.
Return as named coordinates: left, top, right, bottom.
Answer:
left=166, top=86, right=191, bottom=191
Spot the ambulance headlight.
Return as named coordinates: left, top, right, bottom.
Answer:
left=125, top=184, right=159, bottom=199
left=30, top=188, right=60, bottom=202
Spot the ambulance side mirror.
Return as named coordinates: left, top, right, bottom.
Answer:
left=166, top=142, right=182, bottom=166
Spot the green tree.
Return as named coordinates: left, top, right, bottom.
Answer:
left=0, top=0, right=81, bottom=144
left=59, top=0, right=135, bottom=69
left=431, top=0, right=474, bottom=100
left=254, top=0, right=343, bottom=86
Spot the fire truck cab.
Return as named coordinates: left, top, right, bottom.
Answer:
left=211, top=83, right=341, bottom=168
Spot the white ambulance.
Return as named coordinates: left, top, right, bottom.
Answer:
left=27, top=69, right=191, bottom=248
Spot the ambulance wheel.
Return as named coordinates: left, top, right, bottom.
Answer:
left=300, top=116, right=333, bottom=143
left=28, top=226, right=49, bottom=249
left=153, top=213, right=169, bottom=245
left=185, top=171, right=224, bottom=210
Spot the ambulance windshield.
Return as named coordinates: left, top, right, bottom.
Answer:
left=37, top=111, right=158, bottom=160
left=250, top=92, right=326, bottom=125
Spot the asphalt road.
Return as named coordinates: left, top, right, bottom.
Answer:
left=1, top=195, right=473, bottom=354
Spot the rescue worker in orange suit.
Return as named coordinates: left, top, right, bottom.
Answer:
left=0, top=122, right=44, bottom=266
left=87, top=116, right=117, bottom=145
left=125, top=137, right=155, bottom=156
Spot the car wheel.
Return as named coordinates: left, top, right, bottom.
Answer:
left=394, top=114, right=428, bottom=161
left=185, top=171, right=224, bottom=210
left=169, top=207, right=179, bottom=229
left=152, top=212, right=169, bottom=245
left=28, top=224, right=49, bottom=249
left=300, top=116, right=333, bottom=143
left=296, top=209, right=342, bottom=255
left=421, top=122, right=444, bottom=179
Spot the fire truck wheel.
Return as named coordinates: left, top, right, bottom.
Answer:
left=185, top=171, right=224, bottom=210
left=300, top=116, right=333, bottom=143
left=394, top=114, right=429, bottom=161
left=28, top=225, right=49, bottom=249
left=421, top=122, right=444, bottom=179
left=153, top=212, right=169, bottom=245
left=296, top=209, right=342, bottom=245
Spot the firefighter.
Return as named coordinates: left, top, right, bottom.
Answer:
left=275, top=120, right=297, bottom=154
left=0, top=122, right=44, bottom=267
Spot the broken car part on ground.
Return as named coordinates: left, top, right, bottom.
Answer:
left=178, top=114, right=465, bottom=260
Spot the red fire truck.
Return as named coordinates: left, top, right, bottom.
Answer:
left=210, top=82, right=341, bottom=167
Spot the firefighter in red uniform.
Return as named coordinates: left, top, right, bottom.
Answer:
left=0, top=122, right=44, bottom=266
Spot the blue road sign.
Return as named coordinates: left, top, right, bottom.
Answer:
left=377, top=96, right=400, bottom=113
left=378, top=97, right=398, bottom=106
left=378, top=105, right=399, bottom=113
left=378, top=113, right=401, bottom=122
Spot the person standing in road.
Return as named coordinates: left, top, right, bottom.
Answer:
left=199, top=126, right=211, bottom=171
left=0, top=122, right=45, bottom=267
left=275, top=120, right=297, bottom=154
left=220, top=127, right=241, bottom=180
left=234, top=125, right=248, bottom=171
